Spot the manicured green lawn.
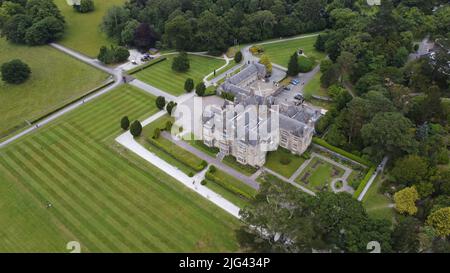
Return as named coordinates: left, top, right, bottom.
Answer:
left=204, top=180, right=251, bottom=209
left=303, top=71, right=329, bottom=98
left=134, top=54, right=225, bottom=96
left=206, top=61, right=239, bottom=81
left=139, top=115, right=206, bottom=175
left=207, top=167, right=258, bottom=200
left=0, top=38, right=108, bottom=139
left=55, top=0, right=125, bottom=57
left=223, top=155, right=258, bottom=176
left=295, top=157, right=345, bottom=192
left=265, top=148, right=306, bottom=178
left=0, top=85, right=239, bottom=252
left=363, top=175, right=396, bottom=223
left=257, top=35, right=326, bottom=67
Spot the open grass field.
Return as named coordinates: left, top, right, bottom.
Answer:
left=363, top=175, right=396, bottom=223
left=295, top=157, right=345, bottom=192
left=257, top=35, right=326, bottom=67
left=0, top=38, right=108, bottom=139
left=265, top=148, right=306, bottom=178
left=303, top=71, right=329, bottom=98
left=134, top=54, right=225, bottom=96
left=55, top=0, right=125, bottom=57
left=0, top=85, right=240, bottom=252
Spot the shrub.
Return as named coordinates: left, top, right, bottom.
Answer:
left=78, top=0, right=94, bottom=13
left=153, top=128, right=161, bottom=139
left=298, top=56, right=314, bottom=73
left=166, top=101, right=177, bottom=115
left=97, top=45, right=129, bottom=64
left=201, top=160, right=208, bottom=168
left=188, top=172, right=194, bottom=177
left=234, top=51, right=243, bottom=63
left=1, top=59, right=31, bottom=84
left=156, top=96, right=166, bottom=110
left=184, top=78, right=194, bottom=93
left=394, top=186, right=419, bottom=216
left=280, top=156, right=291, bottom=165
left=130, top=120, right=142, bottom=137
left=195, top=82, right=206, bottom=96
left=165, top=121, right=173, bottom=131
left=209, top=165, right=217, bottom=173
left=120, top=116, right=130, bottom=130
left=24, top=16, right=65, bottom=45
left=200, top=180, right=207, bottom=186
left=426, top=207, right=450, bottom=238
left=313, top=137, right=373, bottom=166
left=353, top=166, right=376, bottom=198
left=221, top=91, right=235, bottom=101
left=172, top=52, right=190, bottom=72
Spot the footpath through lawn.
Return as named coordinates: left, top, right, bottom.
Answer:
left=0, top=85, right=239, bottom=252
left=0, top=38, right=108, bottom=139
left=55, top=0, right=126, bottom=57
left=134, top=54, right=225, bottom=96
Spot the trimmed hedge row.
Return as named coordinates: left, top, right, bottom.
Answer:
left=312, top=137, right=373, bottom=167
left=206, top=168, right=256, bottom=201
left=148, top=137, right=207, bottom=172
left=126, top=57, right=167, bottom=75
left=30, top=79, right=115, bottom=125
left=353, top=166, right=376, bottom=199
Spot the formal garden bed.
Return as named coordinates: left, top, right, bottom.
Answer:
left=138, top=115, right=207, bottom=175
left=264, top=147, right=307, bottom=178
left=294, top=157, right=346, bottom=192
left=205, top=166, right=257, bottom=202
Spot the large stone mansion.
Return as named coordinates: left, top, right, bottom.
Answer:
left=201, top=63, right=321, bottom=167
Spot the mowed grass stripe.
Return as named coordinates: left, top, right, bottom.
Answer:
left=64, top=92, right=153, bottom=139
left=0, top=159, right=71, bottom=252
left=61, top=121, right=239, bottom=248
left=135, top=55, right=225, bottom=96
left=68, top=94, right=154, bottom=138
left=14, top=143, right=127, bottom=252
left=46, top=128, right=186, bottom=251
left=71, top=102, right=153, bottom=142
left=30, top=134, right=154, bottom=252
left=58, top=123, right=211, bottom=248
left=1, top=151, right=106, bottom=252
left=59, top=85, right=153, bottom=132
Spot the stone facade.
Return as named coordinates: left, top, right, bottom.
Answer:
left=202, top=63, right=321, bottom=167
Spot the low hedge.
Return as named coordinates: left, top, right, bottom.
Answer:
left=148, top=137, right=206, bottom=172
left=206, top=169, right=256, bottom=201
left=126, top=57, right=167, bottom=75
left=312, top=137, right=373, bottom=167
left=353, top=166, right=376, bottom=199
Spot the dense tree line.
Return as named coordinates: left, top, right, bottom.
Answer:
left=242, top=0, right=449, bottom=253
left=0, top=0, right=65, bottom=45
left=101, top=0, right=330, bottom=54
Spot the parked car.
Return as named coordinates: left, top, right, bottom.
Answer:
left=283, top=86, right=291, bottom=91
left=294, top=94, right=304, bottom=100
left=291, top=79, right=300, bottom=85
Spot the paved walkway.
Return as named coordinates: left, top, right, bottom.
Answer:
left=1, top=43, right=123, bottom=149
left=357, top=156, right=389, bottom=201
left=288, top=152, right=354, bottom=194
left=263, top=167, right=316, bottom=196
left=129, top=79, right=177, bottom=101
left=160, top=131, right=260, bottom=190
left=115, top=130, right=240, bottom=218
